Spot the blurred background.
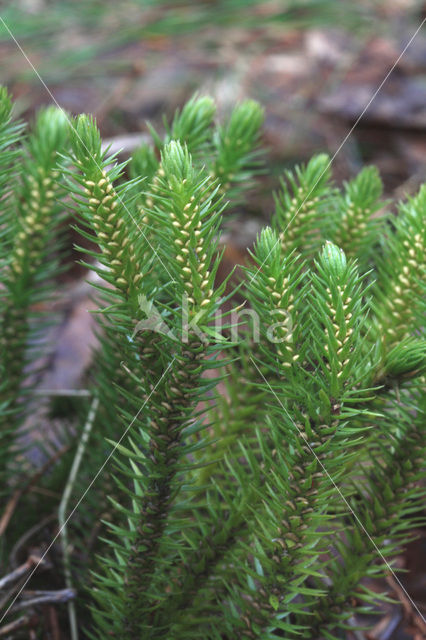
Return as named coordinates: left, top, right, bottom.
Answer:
left=0, top=3, right=425, bottom=637
left=1, top=0, right=425, bottom=195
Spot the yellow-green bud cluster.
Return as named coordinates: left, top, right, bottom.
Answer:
left=324, top=284, right=353, bottom=378
left=265, top=275, right=298, bottom=368
left=144, top=166, right=164, bottom=213
left=273, top=155, right=330, bottom=258
left=330, top=166, right=383, bottom=263
left=378, top=229, right=424, bottom=345
left=170, top=195, right=213, bottom=309
left=279, top=190, right=320, bottom=256
left=10, top=169, right=59, bottom=276
left=83, top=171, right=143, bottom=295
left=333, top=203, right=370, bottom=258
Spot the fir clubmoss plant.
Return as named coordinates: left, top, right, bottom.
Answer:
left=0, top=94, right=68, bottom=494
left=0, top=89, right=424, bottom=640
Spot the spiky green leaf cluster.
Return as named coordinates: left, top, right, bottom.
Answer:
left=329, top=165, right=385, bottom=264
left=0, top=91, right=424, bottom=640
left=0, top=95, right=69, bottom=493
left=373, top=185, right=425, bottom=348
left=272, top=153, right=332, bottom=257
left=130, top=94, right=264, bottom=213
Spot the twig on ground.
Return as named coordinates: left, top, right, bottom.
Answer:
left=10, top=588, right=76, bottom=613
left=32, top=389, right=91, bottom=398
left=10, top=514, right=56, bottom=568
left=0, top=575, right=27, bottom=612
left=0, top=555, right=44, bottom=590
left=1, top=561, right=74, bottom=629
left=0, top=614, right=34, bottom=637
left=0, top=445, right=69, bottom=537
left=367, top=609, right=402, bottom=640
left=386, top=573, right=426, bottom=635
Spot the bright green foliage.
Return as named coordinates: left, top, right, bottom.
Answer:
left=0, top=98, right=69, bottom=492
left=245, top=228, right=305, bottom=370
left=127, top=95, right=264, bottom=289
left=295, top=387, right=425, bottom=640
left=129, top=142, right=158, bottom=184
left=0, top=90, right=425, bottom=640
left=136, top=95, right=264, bottom=207
left=382, top=338, right=426, bottom=379
left=163, top=94, right=217, bottom=157
left=0, top=88, right=24, bottom=229
left=373, top=185, right=425, bottom=349
left=330, top=166, right=385, bottom=264
left=68, top=113, right=147, bottom=305
left=66, top=117, right=230, bottom=638
left=63, top=114, right=164, bottom=589
left=307, top=241, right=373, bottom=399
left=216, top=240, right=374, bottom=638
left=0, top=88, right=24, bottom=313
left=272, top=153, right=332, bottom=257
left=211, top=99, right=264, bottom=197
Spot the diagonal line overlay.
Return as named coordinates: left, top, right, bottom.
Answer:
left=0, top=16, right=175, bottom=286
left=0, top=10, right=424, bottom=630
left=247, top=17, right=426, bottom=288
left=250, top=357, right=425, bottom=623
left=0, top=357, right=175, bottom=623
